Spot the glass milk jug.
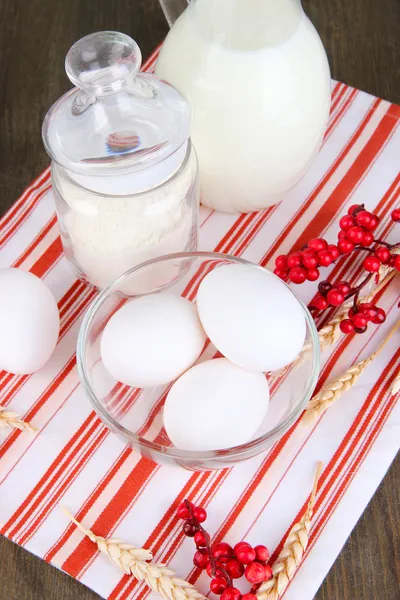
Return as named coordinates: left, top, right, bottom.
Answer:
left=156, top=0, right=331, bottom=213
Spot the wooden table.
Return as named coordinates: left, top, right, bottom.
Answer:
left=0, top=0, right=399, bottom=598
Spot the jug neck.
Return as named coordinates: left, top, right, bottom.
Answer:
left=161, top=0, right=303, bottom=33
left=190, top=0, right=303, bottom=50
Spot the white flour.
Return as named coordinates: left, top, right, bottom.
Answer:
left=52, top=151, right=198, bottom=290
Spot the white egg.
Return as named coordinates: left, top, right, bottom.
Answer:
left=0, top=268, right=60, bottom=375
left=197, top=264, right=306, bottom=372
left=100, top=293, right=206, bottom=388
left=164, top=358, right=269, bottom=451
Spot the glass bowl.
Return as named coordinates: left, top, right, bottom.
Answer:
left=77, top=252, right=320, bottom=471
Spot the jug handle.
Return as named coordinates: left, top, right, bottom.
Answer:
left=159, top=0, right=189, bottom=27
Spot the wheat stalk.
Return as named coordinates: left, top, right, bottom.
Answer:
left=0, top=407, right=36, bottom=432
left=256, top=462, right=323, bottom=600
left=391, top=370, right=400, bottom=395
left=303, top=319, right=400, bottom=423
left=296, top=269, right=397, bottom=366
left=63, top=509, right=206, bottom=600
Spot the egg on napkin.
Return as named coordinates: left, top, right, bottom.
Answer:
left=0, top=268, right=60, bottom=374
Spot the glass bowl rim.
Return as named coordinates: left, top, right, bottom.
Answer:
left=77, top=251, right=320, bottom=461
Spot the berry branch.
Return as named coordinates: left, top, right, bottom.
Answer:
left=274, top=206, right=400, bottom=336
left=177, top=501, right=273, bottom=600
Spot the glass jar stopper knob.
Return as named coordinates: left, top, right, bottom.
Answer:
left=65, top=31, right=142, bottom=95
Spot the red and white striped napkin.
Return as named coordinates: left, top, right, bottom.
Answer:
left=0, top=47, right=399, bottom=600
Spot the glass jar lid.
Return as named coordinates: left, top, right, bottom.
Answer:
left=42, top=31, right=190, bottom=187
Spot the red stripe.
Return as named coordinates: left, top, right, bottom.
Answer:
left=45, top=446, right=133, bottom=562
left=325, top=89, right=358, bottom=139
left=13, top=215, right=58, bottom=268
left=0, top=169, right=50, bottom=235
left=0, top=179, right=52, bottom=247
left=62, top=460, right=156, bottom=577
left=329, top=83, right=345, bottom=115
left=0, top=357, right=77, bottom=462
left=288, top=103, right=400, bottom=253
left=18, top=427, right=110, bottom=546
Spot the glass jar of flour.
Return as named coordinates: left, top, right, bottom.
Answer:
left=42, top=31, right=199, bottom=290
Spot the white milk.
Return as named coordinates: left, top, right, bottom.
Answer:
left=156, top=0, right=331, bottom=212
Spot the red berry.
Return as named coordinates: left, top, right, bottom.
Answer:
left=346, top=226, right=365, bottom=244
left=328, top=244, right=340, bottom=260
left=275, top=255, right=288, bottom=270
left=287, top=252, right=303, bottom=269
left=317, top=250, right=334, bottom=267
left=221, top=588, right=241, bottom=600
left=274, top=268, right=288, bottom=280
left=194, top=531, right=207, bottom=547
left=338, top=230, right=347, bottom=239
left=234, top=542, right=256, bottom=565
left=264, top=565, right=273, bottom=581
left=289, top=266, right=307, bottom=284
left=210, top=578, right=228, bottom=595
left=391, top=208, right=400, bottom=223
left=194, top=549, right=210, bottom=569
left=355, top=210, right=373, bottom=228
left=339, top=215, right=356, bottom=231
left=355, top=325, right=368, bottom=334
left=183, top=521, right=198, bottom=537
left=348, top=204, right=364, bottom=216
left=340, top=319, right=355, bottom=334
left=327, top=289, right=345, bottom=307
left=242, top=595, right=258, bottom=600
left=245, top=561, right=267, bottom=584
left=207, top=563, right=225, bottom=578
left=359, top=303, right=378, bottom=321
left=254, top=545, right=270, bottom=563
left=212, top=543, right=234, bottom=561
left=318, top=280, right=332, bottom=296
left=308, top=238, right=328, bottom=252
left=336, top=281, right=351, bottom=295
left=302, top=250, right=318, bottom=269
left=371, top=307, right=386, bottom=324
left=361, top=231, right=374, bottom=246
left=338, top=238, right=355, bottom=254
left=193, top=507, right=207, bottom=523
left=374, top=246, right=391, bottom=264
left=364, top=214, right=379, bottom=231
left=307, top=267, right=320, bottom=281
left=363, top=255, right=381, bottom=273
left=225, top=559, right=245, bottom=579
left=394, top=255, right=400, bottom=271
left=233, top=541, right=249, bottom=551
left=312, top=293, right=329, bottom=311
left=352, top=313, right=368, bottom=329
left=177, top=502, right=192, bottom=520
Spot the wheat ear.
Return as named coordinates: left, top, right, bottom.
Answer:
left=63, top=509, right=206, bottom=600
left=0, top=407, right=36, bottom=432
left=296, top=269, right=397, bottom=365
left=391, top=370, right=400, bottom=395
left=303, top=319, right=400, bottom=423
left=256, top=462, right=323, bottom=600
